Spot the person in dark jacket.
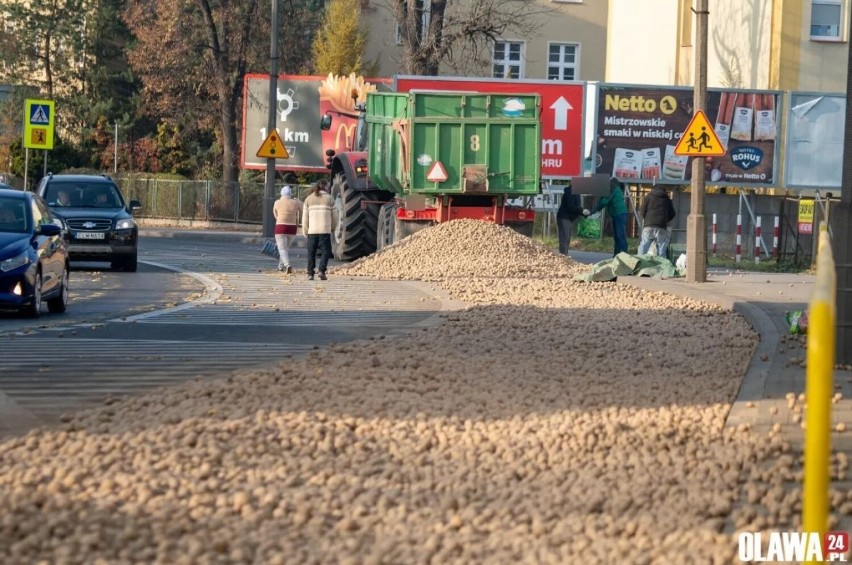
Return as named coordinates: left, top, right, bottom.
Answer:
left=638, top=185, right=677, bottom=258
left=555, top=182, right=589, bottom=256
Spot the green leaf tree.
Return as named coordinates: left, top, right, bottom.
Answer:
left=123, top=0, right=268, bottom=186
left=122, top=0, right=324, bottom=184
left=0, top=0, right=87, bottom=100
left=313, top=0, right=374, bottom=76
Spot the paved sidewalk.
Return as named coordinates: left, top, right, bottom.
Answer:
left=619, top=270, right=852, bottom=531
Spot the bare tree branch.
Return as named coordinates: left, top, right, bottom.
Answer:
left=389, top=0, right=551, bottom=75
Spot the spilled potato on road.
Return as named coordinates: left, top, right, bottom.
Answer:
left=0, top=219, right=844, bottom=564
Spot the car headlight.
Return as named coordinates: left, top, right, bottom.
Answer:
left=0, top=251, right=30, bottom=272
left=115, top=219, right=136, bottom=230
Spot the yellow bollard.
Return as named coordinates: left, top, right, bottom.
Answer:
left=803, top=223, right=836, bottom=555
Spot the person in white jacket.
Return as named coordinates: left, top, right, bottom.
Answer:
left=301, top=179, right=338, bottom=281
left=272, top=185, right=302, bottom=273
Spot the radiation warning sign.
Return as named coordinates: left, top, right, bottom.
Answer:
left=674, top=110, right=726, bottom=157
left=257, top=129, right=289, bottom=159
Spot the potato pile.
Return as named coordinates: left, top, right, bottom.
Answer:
left=0, top=220, right=845, bottom=564
left=336, top=219, right=585, bottom=280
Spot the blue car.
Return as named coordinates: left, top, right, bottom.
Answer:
left=0, top=188, right=69, bottom=317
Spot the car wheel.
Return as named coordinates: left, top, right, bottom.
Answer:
left=24, top=271, right=42, bottom=318
left=47, top=267, right=69, bottom=313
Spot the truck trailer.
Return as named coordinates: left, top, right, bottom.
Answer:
left=321, top=90, right=541, bottom=261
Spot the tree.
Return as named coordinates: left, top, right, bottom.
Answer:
left=65, top=0, right=143, bottom=170
left=0, top=90, right=30, bottom=174
left=0, top=0, right=144, bottom=173
left=123, top=0, right=268, bottom=186
left=312, top=0, right=373, bottom=76
left=123, top=0, right=323, bottom=183
left=392, top=0, right=549, bottom=76
left=0, top=0, right=87, bottom=100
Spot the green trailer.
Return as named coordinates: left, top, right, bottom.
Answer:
left=322, top=90, right=541, bottom=260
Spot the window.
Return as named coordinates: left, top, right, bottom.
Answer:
left=493, top=41, right=524, bottom=79
left=547, top=43, right=579, bottom=80
left=811, top=0, right=843, bottom=39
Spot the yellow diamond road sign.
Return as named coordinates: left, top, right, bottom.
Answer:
left=23, top=99, right=55, bottom=150
left=257, top=129, right=289, bottom=159
left=673, top=109, right=726, bottom=157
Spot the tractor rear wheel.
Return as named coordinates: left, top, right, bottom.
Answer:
left=330, top=173, right=367, bottom=261
left=362, top=196, right=382, bottom=254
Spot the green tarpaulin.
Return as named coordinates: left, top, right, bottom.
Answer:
left=574, top=252, right=684, bottom=282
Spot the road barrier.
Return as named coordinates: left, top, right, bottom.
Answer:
left=712, top=213, right=718, bottom=255
left=736, top=214, right=743, bottom=263
left=772, top=215, right=780, bottom=257
left=755, top=217, right=762, bottom=264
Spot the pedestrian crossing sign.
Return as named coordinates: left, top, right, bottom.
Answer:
left=23, top=99, right=55, bottom=150
left=673, top=110, right=726, bottom=157
left=257, top=129, right=289, bottom=159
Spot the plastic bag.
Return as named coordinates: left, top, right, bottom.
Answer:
left=785, top=310, right=809, bottom=335
left=577, top=216, right=601, bottom=239
left=675, top=253, right=687, bottom=272
left=260, top=238, right=279, bottom=258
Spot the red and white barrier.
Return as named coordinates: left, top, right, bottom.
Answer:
left=772, top=216, right=780, bottom=257
left=755, top=216, right=762, bottom=264
left=712, top=213, right=717, bottom=255
left=736, top=214, right=742, bottom=263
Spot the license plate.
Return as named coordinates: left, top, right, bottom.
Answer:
left=75, top=231, right=105, bottom=240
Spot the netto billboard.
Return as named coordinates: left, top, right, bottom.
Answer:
left=594, top=84, right=781, bottom=186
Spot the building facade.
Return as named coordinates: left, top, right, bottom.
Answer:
left=605, top=0, right=848, bottom=92
left=361, top=0, right=609, bottom=81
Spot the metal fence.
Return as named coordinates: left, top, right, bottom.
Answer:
left=112, top=176, right=834, bottom=266
left=113, top=178, right=315, bottom=224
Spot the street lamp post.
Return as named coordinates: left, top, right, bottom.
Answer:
left=262, top=0, right=280, bottom=238
left=686, top=0, right=709, bottom=283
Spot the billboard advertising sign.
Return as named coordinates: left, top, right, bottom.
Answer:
left=594, top=84, right=781, bottom=186
left=784, top=92, right=844, bottom=191
left=798, top=199, right=815, bottom=234
left=395, top=75, right=584, bottom=179
left=241, top=74, right=391, bottom=172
